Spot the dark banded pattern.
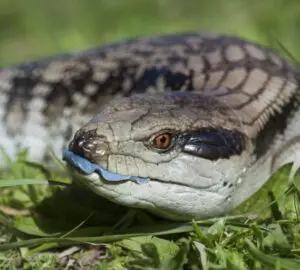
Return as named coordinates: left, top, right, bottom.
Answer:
left=1, top=33, right=299, bottom=141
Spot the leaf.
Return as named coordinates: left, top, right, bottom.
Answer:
left=193, top=241, right=208, bottom=270
left=292, top=167, right=300, bottom=193
left=263, top=224, right=291, bottom=250
left=246, top=239, right=300, bottom=269
left=192, top=220, right=213, bottom=248
left=13, top=216, right=58, bottom=237
left=226, top=250, right=248, bottom=270
left=163, top=239, right=190, bottom=270
left=207, top=219, right=225, bottom=242
left=120, top=236, right=179, bottom=261
left=119, top=236, right=191, bottom=270
left=208, top=244, right=227, bottom=269
left=141, top=243, right=160, bottom=267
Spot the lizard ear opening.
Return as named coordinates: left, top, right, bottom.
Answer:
left=182, top=128, right=246, bottom=160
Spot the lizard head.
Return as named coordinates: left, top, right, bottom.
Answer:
left=64, top=90, right=255, bottom=220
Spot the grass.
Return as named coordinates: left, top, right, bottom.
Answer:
left=0, top=151, right=300, bottom=269
left=1, top=0, right=300, bottom=66
left=1, top=0, right=300, bottom=269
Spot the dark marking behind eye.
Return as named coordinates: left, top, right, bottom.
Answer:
left=182, top=128, right=246, bottom=160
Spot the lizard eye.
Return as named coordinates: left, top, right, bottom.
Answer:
left=151, top=132, right=173, bottom=151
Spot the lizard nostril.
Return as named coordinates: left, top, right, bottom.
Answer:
left=68, top=129, right=109, bottom=163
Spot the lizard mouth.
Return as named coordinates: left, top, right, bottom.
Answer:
left=62, top=149, right=149, bottom=185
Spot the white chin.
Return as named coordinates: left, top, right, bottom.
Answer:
left=79, top=173, right=233, bottom=220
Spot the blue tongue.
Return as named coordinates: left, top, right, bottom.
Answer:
left=62, top=149, right=149, bottom=184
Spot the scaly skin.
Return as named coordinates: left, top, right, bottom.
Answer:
left=1, top=32, right=300, bottom=220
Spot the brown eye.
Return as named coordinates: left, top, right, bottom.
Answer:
left=153, top=132, right=173, bottom=150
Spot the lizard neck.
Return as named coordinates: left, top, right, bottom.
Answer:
left=231, top=101, right=300, bottom=210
